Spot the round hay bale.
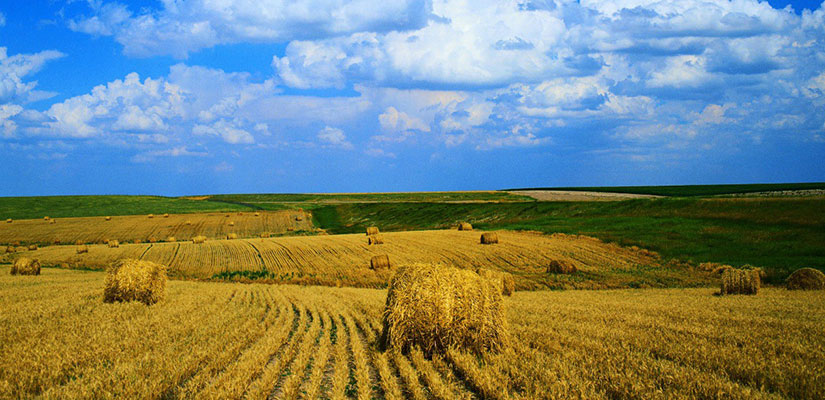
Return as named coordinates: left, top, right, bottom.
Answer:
left=27, top=244, right=37, bottom=251
left=133, top=239, right=142, bottom=244
left=295, top=215, right=304, bottom=221
left=786, top=268, right=825, bottom=290
left=380, top=264, right=509, bottom=355
left=103, top=259, right=167, bottom=305
left=5, top=245, right=15, bottom=254
left=163, top=213, right=169, bottom=218
left=370, top=254, right=391, bottom=269
left=192, top=235, right=206, bottom=244
left=185, top=220, right=193, bottom=226
left=368, top=235, right=384, bottom=245
left=166, top=236, right=176, bottom=242
left=105, top=216, right=112, bottom=221
left=476, top=268, right=515, bottom=296
left=148, top=214, right=154, bottom=219
left=53, top=239, right=61, bottom=245
left=546, top=259, right=577, bottom=274
left=228, top=221, right=235, bottom=226
left=225, top=214, right=230, bottom=218
left=260, top=232, right=270, bottom=238
left=5, top=218, right=11, bottom=223
left=254, top=212, right=260, bottom=217
left=76, top=245, right=89, bottom=254
left=720, top=268, right=760, bottom=295
left=43, top=216, right=50, bottom=221
left=238, top=212, right=244, bottom=216
left=11, top=257, right=40, bottom=275
left=480, top=232, right=499, bottom=245
left=75, top=240, right=84, bottom=246
left=148, top=237, right=158, bottom=243
left=49, top=219, right=56, bottom=224
left=226, top=233, right=238, bottom=240
left=458, top=222, right=473, bottom=231
left=366, top=227, right=380, bottom=236
left=108, top=240, right=120, bottom=248
left=103, top=238, right=109, bottom=244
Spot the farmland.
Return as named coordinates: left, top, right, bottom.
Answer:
left=1, top=268, right=823, bottom=399
left=4, top=230, right=692, bottom=289
left=0, top=210, right=312, bottom=245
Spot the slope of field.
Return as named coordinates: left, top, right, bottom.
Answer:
left=208, top=191, right=535, bottom=204
left=1, top=268, right=822, bottom=399
left=0, top=195, right=252, bottom=220
left=309, top=197, right=825, bottom=283
left=508, top=182, right=825, bottom=197
left=5, top=230, right=696, bottom=289
left=0, top=210, right=313, bottom=245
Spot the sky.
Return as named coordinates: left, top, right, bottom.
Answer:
left=0, top=0, right=824, bottom=196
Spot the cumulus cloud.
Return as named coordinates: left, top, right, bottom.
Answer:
left=0, top=47, right=65, bottom=104
left=131, top=146, right=208, bottom=163
left=317, top=126, right=353, bottom=149
left=193, top=119, right=255, bottom=144
left=70, top=0, right=431, bottom=58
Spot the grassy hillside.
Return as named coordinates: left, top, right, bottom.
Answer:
left=208, top=191, right=534, bottom=204
left=509, top=182, right=825, bottom=196
left=0, top=195, right=249, bottom=220
left=310, top=197, right=825, bottom=283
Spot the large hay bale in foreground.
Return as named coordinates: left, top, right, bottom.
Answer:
left=368, top=235, right=384, bottom=245
left=76, top=245, right=89, bottom=254
left=546, top=259, right=577, bottom=274
left=108, top=240, right=119, bottom=248
left=480, top=232, right=499, bottom=244
left=366, top=226, right=380, bottom=236
left=103, top=259, right=167, bottom=305
left=11, top=257, right=40, bottom=275
left=192, top=235, right=206, bottom=244
left=370, top=254, right=391, bottom=269
left=786, top=268, right=825, bottom=290
left=721, top=268, right=760, bottom=295
left=380, top=264, right=509, bottom=355
left=476, top=268, right=515, bottom=296
left=458, top=222, right=473, bottom=231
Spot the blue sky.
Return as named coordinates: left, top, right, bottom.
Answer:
left=1, top=0, right=824, bottom=196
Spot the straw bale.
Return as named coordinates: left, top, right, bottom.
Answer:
left=103, top=259, right=167, bottom=305
left=11, top=257, right=40, bottom=275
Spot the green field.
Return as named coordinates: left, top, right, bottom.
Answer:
left=509, top=182, right=825, bottom=197
left=208, top=191, right=533, bottom=204
left=0, top=195, right=248, bottom=220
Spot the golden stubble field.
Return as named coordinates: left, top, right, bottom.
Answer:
left=1, top=268, right=822, bottom=399
left=0, top=210, right=312, bottom=245
left=6, top=230, right=674, bottom=288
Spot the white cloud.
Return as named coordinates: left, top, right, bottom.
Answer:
left=0, top=104, right=22, bottom=138
left=70, top=0, right=431, bottom=58
left=378, top=106, right=429, bottom=133
left=0, top=47, right=65, bottom=103
left=131, top=146, right=207, bottom=163
left=193, top=119, right=255, bottom=144
left=0, top=12, right=5, bottom=26
left=317, top=126, right=353, bottom=149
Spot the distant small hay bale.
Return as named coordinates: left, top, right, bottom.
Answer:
left=15, top=246, right=27, bottom=252
left=237, top=212, right=243, bottom=216
left=370, top=254, right=391, bottom=269
left=75, top=240, right=84, bottom=246
left=11, top=241, right=20, bottom=246
left=108, top=240, right=120, bottom=248
left=5, top=246, right=14, bottom=254
left=192, top=235, right=207, bottom=244
left=458, top=222, right=473, bottom=231
left=163, top=213, right=169, bottom=218
left=480, top=232, right=499, bottom=244
left=185, top=220, right=193, bottom=226
left=226, top=233, right=238, bottom=240
left=254, top=212, right=260, bottom=217
left=52, top=239, right=60, bottom=245
left=105, top=216, right=112, bottom=221
left=720, top=268, right=760, bottom=295
left=103, top=259, right=167, bottom=305
left=546, top=259, right=577, bottom=274
left=786, top=268, right=825, bottom=290
left=148, top=214, right=154, bottom=219
left=76, top=245, right=89, bottom=254
left=368, top=235, right=384, bottom=245
left=43, top=216, right=50, bottom=221
left=103, top=238, right=109, bottom=244
left=228, top=221, right=235, bottom=226
left=5, top=218, right=11, bottom=223
left=148, top=237, right=158, bottom=243
left=133, top=239, right=142, bottom=244
left=28, top=244, right=37, bottom=251
left=225, top=214, right=230, bottom=218
left=366, top=226, right=380, bottom=236
left=380, top=264, right=509, bottom=356
left=11, top=257, right=40, bottom=275
left=287, top=227, right=295, bottom=232
left=295, top=215, right=303, bottom=221
left=49, top=219, right=56, bottom=224
left=166, top=236, right=176, bottom=242
left=476, top=268, right=515, bottom=296
left=260, top=232, right=270, bottom=238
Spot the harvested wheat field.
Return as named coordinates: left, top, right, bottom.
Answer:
left=0, top=268, right=822, bottom=399
left=0, top=210, right=312, bottom=245
left=5, top=230, right=691, bottom=289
